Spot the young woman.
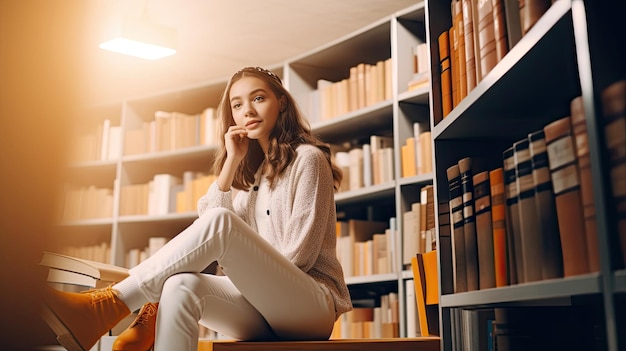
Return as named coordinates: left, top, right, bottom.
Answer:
left=42, top=67, right=353, bottom=351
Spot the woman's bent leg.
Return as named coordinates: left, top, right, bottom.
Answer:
left=129, top=207, right=335, bottom=341
left=155, top=273, right=272, bottom=351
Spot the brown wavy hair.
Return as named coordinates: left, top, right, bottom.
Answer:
left=213, top=67, right=342, bottom=192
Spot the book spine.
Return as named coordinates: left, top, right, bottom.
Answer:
left=462, top=0, right=477, bottom=92
left=454, top=0, right=468, bottom=101
left=521, top=0, right=551, bottom=35
left=514, top=138, right=543, bottom=282
left=601, top=80, right=626, bottom=266
left=438, top=202, right=455, bottom=294
left=528, top=130, right=563, bottom=280
left=458, top=157, right=479, bottom=291
left=570, top=96, right=600, bottom=272
left=473, top=170, right=496, bottom=289
left=503, top=146, right=521, bottom=284
left=491, top=0, right=508, bottom=61
left=543, top=116, right=590, bottom=277
left=489, top=167, right=509, bottom=287
left=477, top=0, right=497, bottom=79
left=439, top=31, right=453, bottom=118
left=448, top=164, right=468, bottom=293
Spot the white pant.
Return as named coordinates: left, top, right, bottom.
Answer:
left=128, top=207, right=336, bottom=351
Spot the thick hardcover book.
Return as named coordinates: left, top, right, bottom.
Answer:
left=528, top=130, right=563, bottom=280
left=477, top=0, right=497, bottom=79
left=520, top=0, right=551, bottom=35
left=439, top=31, right=453, bottom=118
left=458, top=157, right=479, bottom=291
left=438, top=202, right=454, bottom=295
left=447, top=164, right=468, bottom=293
left=473, top=170, right=496, bottom=289
left=462, top=0, right=477, bottom=92
left=543, top=116, right=590, bottom=277
left=489, top=167, right=509, bottom=287
left=601, top=80, right=626, bottom=266
left=503, top=146, right=521, bottom=284
left=513, top=138, right=543, bottom=282
left=40, top=251, right=129, bottom=287
left=411, top=255, right=429, bottom=337
left=570, top=96, right=600, bottom=272
left=491, top=0, right=508, bottom=62
left=453, top=0, right=467, bottom=101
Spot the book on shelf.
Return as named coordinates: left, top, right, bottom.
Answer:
left=405, top=279, right=419, bottom=337
left=570, top=96, right=600, bottom=272
left=458, top=157, right=479, bottom=291
left=528, top=130, right=563, bottom=280
left=40, top=251, right=129, bottom=289
left=502, top=0, right=522, bottom=50
left=462, top=0, right=477, bottom=92
left=408, top=43, right=430, bottom=91
left=336, top=219, right=389, bottom=277
left=503, top=146, right=521, bottom=284
left=490, top=306, right=597, bottom=351
left=477, top=0, right=497, bottom=80
left=447, top=164, right=467, bottom=293
left=492, top=0, right=508, bottom=62
left=349, top=147, right=364, bottom=191
left=473, top=170, right=496, bottom=289
left=439, top=30, right=453, bottom=119
left=437, top=201, right=455, bottom=295
left=520, top=0, right=552, bottom=35
left=543, top=116, right=590, bottom=276
left=600, top=79, right=626, bottom=266
left=488, top=167, right=509, bottom=287
left=460, top=308, right=495, bottom=351
left=411, top=252, right=439, bottom=337
left=419, top=131, right=434, bottom=174
left=513, top=137, right=543, bottom=282
left=453, top=0, right=468, bottom=102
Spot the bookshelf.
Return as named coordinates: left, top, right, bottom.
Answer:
left=426, top=0, right=625, bottom=350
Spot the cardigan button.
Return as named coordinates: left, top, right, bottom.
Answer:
left=266, top=210, right=270, bottom=215
left=253, top=186, right=259, bottom=191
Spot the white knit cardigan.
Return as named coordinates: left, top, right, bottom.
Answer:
left=197, top=144, right=353, bottom=319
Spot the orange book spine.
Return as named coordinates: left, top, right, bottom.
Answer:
left=489, top=167, right=509, bottom=287
left=454, top=0, right=467, bottom=100
left=439, top=31, right=453, bottom=118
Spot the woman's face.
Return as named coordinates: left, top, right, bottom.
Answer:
left=229, top=76, right=282, bottom=149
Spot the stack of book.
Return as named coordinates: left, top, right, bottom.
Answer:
left=40, top=251, right=129, bottom=292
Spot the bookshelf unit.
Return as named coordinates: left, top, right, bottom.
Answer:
left=425, top=0, right=625, bottom=350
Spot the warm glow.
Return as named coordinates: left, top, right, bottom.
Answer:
left=99, top=37, right=176, bottom=60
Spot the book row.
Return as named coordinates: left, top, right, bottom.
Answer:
left=443, top=88, right=626, bottom=294
left=69, top=107, right=220, bottom=164
left=438, top=0, right=552, bottom=119
left=312, top=60, right=393, bottom=122
left=448, top=305, right=600, bottom=351
left=331, top=292, right=401, bottom=339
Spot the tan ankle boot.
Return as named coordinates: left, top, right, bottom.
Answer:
left=42, top=285, right=131, bottom=351
left=112, top=302, right=158, bottom=351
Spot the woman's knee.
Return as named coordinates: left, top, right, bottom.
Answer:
left=161, top=273, right=203, bottom=304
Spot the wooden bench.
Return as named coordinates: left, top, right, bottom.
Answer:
left=198, top=337, right=440, bottom=351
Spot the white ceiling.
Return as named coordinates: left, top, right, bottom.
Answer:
left=81, top=0, right=418, bottom=104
